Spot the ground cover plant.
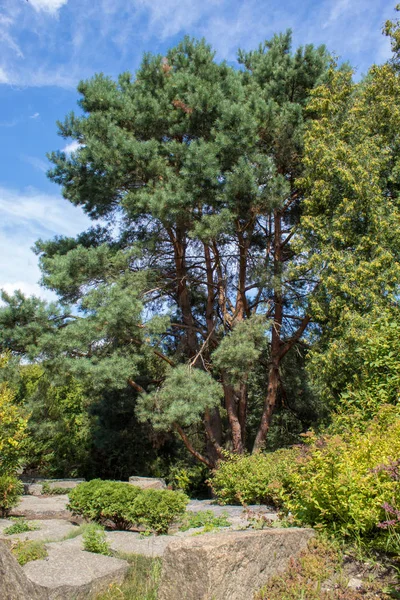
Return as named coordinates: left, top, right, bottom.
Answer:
left=11, top=540, right=48, bottom=566
left=179, top=509, right=231, bottom=532
left=255, top=537, right=397, bottom=599
left=3, top=518, right=39, bottom=536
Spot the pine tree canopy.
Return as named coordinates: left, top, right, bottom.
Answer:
left=1, top=28, right=400, bottom=466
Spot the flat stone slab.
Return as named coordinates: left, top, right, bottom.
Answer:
left=24, top=540, right=129, bottom=600
left=128, top=476, right=166, bottom=490
left=11, top=495, right=70, bottom=520
left=22, top=479, right=84, bottom=496
left=185, top=499, right=277, bottom=528
left=106, top=530, right=176, bottom=557
left=158, top=528, right=315, bottom=600
left=0, top=519, right=78, bottom=543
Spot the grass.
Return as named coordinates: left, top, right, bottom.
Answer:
left=61, top=522, right=92, bottom=541
left=41, top=482, right=73, bottom=495
left=95, top=553, right=161, bottom=600
left=3, top=517, right=39, bottom=535
left=11, top=539, right=48, bottom=566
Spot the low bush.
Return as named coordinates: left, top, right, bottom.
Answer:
left=0, top=475, right=23, bottom=517
left=42, top=482, right=73, bottom=495
left=68, top=480, right=189, bottom=534
left=286, top=405, right=400, bottom=538
left=82, top=523, right=111, bottom=555
left=131, top=489, right=188, bottom=534
left=210, top=448, right=297, bottom=506
left=67, top=479, right=142, bottom=530
left=11, top=540, right=47, bottom=566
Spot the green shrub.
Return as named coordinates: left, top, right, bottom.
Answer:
left=285, top=405, right=400, bottom=538
left=67, top=480, right=142, bottom=530
left=210, top=448, right=297, bottom=506
left=11, top=540, right=47, bottom=566
left=0, top=475, right=23, bottom=517
left=68, top=480, right=189, bottom=534
left=82, top=523, right=111, bottom=555
left=130, top=489, right=189, bottom=534
left=4, top=518, right=39, bottom=535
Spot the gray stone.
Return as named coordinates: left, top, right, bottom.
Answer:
left=11, top=495, right=70, bottom=520
left=158, top=528, right=315, bottom=600
left=107, top=530, right=174, bottom=557
left=23, top=539, right=129, bottom=600
left=128, top=476, right=167, bottom=490
left=347, top=577, right=363, bottom=589
left=0, top=539, right=43, bottom=600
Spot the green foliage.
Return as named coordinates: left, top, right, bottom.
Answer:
left=285, top=406, right=400, bottom=538
left=131, top=489, right=188, bottom=534
left=95, top=554, right=161, bottom=600
left=82, top=523, right=111, bottom=555
left=0, top=354, right=28, bottom=476
left=136, top=365, right=223, bottom=431
left=167, top=462, right=209, bottom=496
left=0, top=475, right=23, bottom=518
left=4, top=518, right=39, bottom=536
left=67, top=480, right=142, bottom=530
left=11, top=540, right=47, bottom=566
left=179, top=510, right=230, bottom=532
left=67, top=480, right=188, bottom=534
left=210, top=449, right=297, bottom=506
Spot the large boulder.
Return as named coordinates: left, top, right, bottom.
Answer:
left=158, top=528, right=315, bottom=600
left=128, top=476, right=167, bottom=490
left=0, top=540, right=43, bottom=600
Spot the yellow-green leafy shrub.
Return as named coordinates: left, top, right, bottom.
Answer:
left=210, top=448, right=298, bottom=506
left=286, top=405, right=400, bottom=537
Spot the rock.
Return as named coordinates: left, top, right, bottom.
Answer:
left=0, top=539, right=43, bottom=600
left=347, top=577, right=363, bottom=589
left=128, top=476, right=167, bottom=490
left=158, top=528, right=315, bottom=600
left=11, top=495, right=70, bottom=520
left=23, top=539, right=129, bottom=600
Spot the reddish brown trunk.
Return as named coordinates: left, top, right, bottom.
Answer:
left=223, top=376, right=244, bottom=454
left=253, top=208, right=283, bottom=451
left=175, top=424, right=214, bottom=468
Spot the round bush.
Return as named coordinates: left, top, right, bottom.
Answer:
left=130, top=488, right=189, bottom=534
left=67, top=479, right=142, bottom=529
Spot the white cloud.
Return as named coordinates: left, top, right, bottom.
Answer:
left=0, top=185, right=91, bottom=301
left=22, top=155, right=49, bottom=173
left=29, top=0, right=68, bottom=15
left=0, top=67, right=9, bottom=84
left=30, top=112, right=40, bottom=119
left=63, top=140, right=82, bottom=154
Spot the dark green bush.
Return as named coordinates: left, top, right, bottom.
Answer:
left=131, top=489, right=188, bottom=534
left=67, top=479, right=142, bottom=530
left=0, top=475, right=23, bottom=517
left=67, top=480, right=189, bottom=533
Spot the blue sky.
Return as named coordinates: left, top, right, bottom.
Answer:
left=0, top=0, right=395, bottom=300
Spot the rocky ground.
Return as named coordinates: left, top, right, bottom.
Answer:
left=0, top=494, right=279, bottom=598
